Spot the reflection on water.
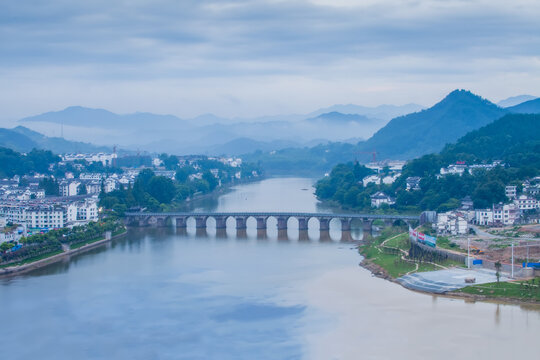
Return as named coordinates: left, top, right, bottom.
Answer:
left=1, top=177, right=539, bottom=360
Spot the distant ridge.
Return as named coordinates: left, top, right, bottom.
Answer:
left=20, top=106, right=187, bottom=129
left=306, top=112, right=372, bottom=124
left=506, top=98, right=540, bottom=114
left=497, top=95, right=537, bottom=108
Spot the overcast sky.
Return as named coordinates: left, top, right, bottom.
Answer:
left=1, top=0, right=539, bottom=124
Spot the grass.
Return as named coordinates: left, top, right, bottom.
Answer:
left=436, top=236, right=466, bottom=253
left=0, top=250, right=64, bottom=268
left=454, top=278, right=540, bottom=302
left=384, top=233, right=409, bottom=251
left=70, top=237, right=105, bottom=250
left=70, top=228, right=126, bottom=250
left=360, top=229, right=468, bottom=279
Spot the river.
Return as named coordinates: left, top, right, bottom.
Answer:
left=1, top=177, right=539, bottom=359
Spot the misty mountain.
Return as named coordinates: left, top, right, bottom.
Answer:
left=0, top=126, right=110, bottom=154
left=306, top=112, right=373, bottom=124
left=506, top=98, right=540, bottom=114
left=19, top=104, right=388, bottom=154
left=20, top=106, right=189, bottom=129
left=357, top=89, right=508, bottom=160
left=307, top=103, right=424, bottom=121
left=497, top=95, right=537, bottom=108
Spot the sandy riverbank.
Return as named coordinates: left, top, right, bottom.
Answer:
left=0, top=230, right=127, bottom=278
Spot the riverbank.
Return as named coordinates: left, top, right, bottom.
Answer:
left=0, top=229, right=127, bottom=278
left=358, top=229, right=540, bottom=305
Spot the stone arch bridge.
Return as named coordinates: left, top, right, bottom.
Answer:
left=124, top=212, right=419, bottom=237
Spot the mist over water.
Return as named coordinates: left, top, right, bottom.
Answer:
left=1, top=178, right=539, bottom=360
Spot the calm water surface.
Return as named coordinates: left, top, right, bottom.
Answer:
left=1, top=178, right=539, bottom=360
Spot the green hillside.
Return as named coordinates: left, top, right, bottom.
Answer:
left=0, top=126, right=110, bottom=154
left=317, top=113, right=540, bottom=211
left=358, top=90, right=508, bottom=160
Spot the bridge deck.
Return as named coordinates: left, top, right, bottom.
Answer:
left=124, top=212, right=419, bottom=220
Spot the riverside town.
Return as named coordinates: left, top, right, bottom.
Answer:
left=2, top=1, right=540, bottom=358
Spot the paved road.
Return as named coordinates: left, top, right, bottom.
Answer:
left=397, top=268, right=509, bottom=294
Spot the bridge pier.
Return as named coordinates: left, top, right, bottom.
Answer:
left=277, top=229, right=288, bottom=241
left=319, top=218, right=331, bottom=231
left=298, top=217, right=309, bottom=231
left=320, top=230, right=331, bottom=242
left=215, top=216, right=227, bottom=229
left=236, top=216, right=247, bottom=229
left=277, top=216, right=288, bottom=231
left=298, top=229, right=309, bottom=242
left=176, top=216, right=187, bottom=228
left=256, top=216, right=267, bottom=230
left=341, top=218, right=351, bottom=231
left=236, top=228, right=247, bottom=238
left=195, top=216, right=207, bottom=228
left=257, top=229, right=267, bottom=239
left=362, top=220, right=373, bottom=236
left=341, top=230, right=353, bottom=242
left=216, top=228, right=227, bottom=239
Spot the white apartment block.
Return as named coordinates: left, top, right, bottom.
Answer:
left=514, top=194, right=538, bottom=211
left=474, top=209, right=494, bottom=226
left=492, top=203, right=519, bottom=226
left=26, top=206, right=66, bottom=229
left=505, top=185, right=517, bottom=199
left=59, top=180, right=81, bottom=197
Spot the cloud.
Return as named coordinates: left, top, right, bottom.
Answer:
left=0, top=0, right=539, bottom=121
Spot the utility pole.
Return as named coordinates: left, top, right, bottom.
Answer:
left=511, top=242, right=514, bottom=278
left=467, top=237, right=470, bottom=269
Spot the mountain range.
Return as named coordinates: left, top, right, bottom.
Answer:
left=2, top=90, right=538, bottom=164
left=16, top=103, right=422, bottom=155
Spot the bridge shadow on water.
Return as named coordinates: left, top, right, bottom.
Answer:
left=136, top=224, right=375, bottom=243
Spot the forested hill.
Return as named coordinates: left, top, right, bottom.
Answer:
left=316, top=113, right=540, bottom=212
left=357, top=89, right=507, bottom=160
left=403, top=113, right=540, bottom=178
left=0, top=126, right=110, bottom=154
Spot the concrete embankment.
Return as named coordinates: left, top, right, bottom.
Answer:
left=0, top=231, right=127, bottom=278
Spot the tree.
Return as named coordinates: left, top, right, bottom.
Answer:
left=77, top=184, right=88, bottom=195
left=202, top=171, right=218, bottom=191
left=39, top=177, right=60, bottom=196
left=495, top=261, right=502, bottom=283
left=147, top=176, right=176, bottom=204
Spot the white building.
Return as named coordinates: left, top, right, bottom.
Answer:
left=362, top=175, right=381, bottom=187
left=406, top=177, right=421, bottom=191
left=436, top=211, right=468, bottom=235
left=492, top=203, right=519, bottom=226
left=514, top=194, right=538, bottom=211
left=382, top=174, right=399, bottom=185
left=505, top=185, right=517, bottom=199
left=62, top=153, right=117, bottom=167
left=474, top=209, right=494, bottom=226
left=26, top=206, right=66, bottom=229
left=59, top=180, right=81, bottom=197
left=370, top=192, right=395, bottom=208
left=440, top=164, right=467, bottom=176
